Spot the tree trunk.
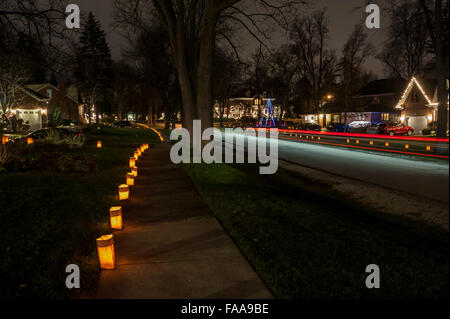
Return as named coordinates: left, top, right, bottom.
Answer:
left=434, top=0, right=448, bottom=137
left=196, top=6, right=216, bottom=134
left=420, top=0, right=448, bottom=137
left=219, top=102, right=224, bottom=127
left=88, top=103, right=91, bottom=124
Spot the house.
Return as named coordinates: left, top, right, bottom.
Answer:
left=14, top=83, right=80, bottom=131
left=25, top=84, right=79, bottom=122
left=14, top=87, right=50, bottom=131
left=356, top=78, right=406, bottom=124
left=394, top=77, right=448, bottom=133
left=295, top=79, right=406, bottom=128
left=227, top=90, right=279, bottom=119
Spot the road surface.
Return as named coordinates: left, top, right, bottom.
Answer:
left=223, top=131, right=449, bottom=203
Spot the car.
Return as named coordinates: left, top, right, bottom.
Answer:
left=112, top=120, right=132, bottom=128
left=366, top=122, right=387, bottom=135
left=327, top=122, right=349, bottom=132
left=348, top=121, right=372, bottom=133
left=384, top=123, right=414, bottom=136
left=275, top=120, right=295, bottom=129
left=297, top=122, right=322, bottom=131
left=422, top=121, right=437, bottom=136
left=60, top=119, right=79, bottom=126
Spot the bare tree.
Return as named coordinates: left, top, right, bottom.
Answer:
left=419, top=0, right=449, bottom=137
left=128, top=25, right=181, bottom=129
left=0, top=0, right=67, bottom=55
left=267, top=44, right=298, bottom=119
left=290, top=9, right=336, bottom=116
left=0, top=56, right=30, bottom=114
left=339, top=25, right=373, bottom=128
left=379, top=0, right=429, bottom=78
left=245, top=45, right=270, bottom=118
left=213, top=48, right=243, bottom=126
left=113, top=0, right=304, bottom=133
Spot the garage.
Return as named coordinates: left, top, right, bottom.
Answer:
left=406, top=116, right=427, bottom=134
left=16, top=109, right=42, bottom=131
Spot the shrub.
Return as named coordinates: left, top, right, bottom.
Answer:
left=6, top=153, right=97, bottom=173
left=44, top=129, right=85, bottom=148
left=0, top=141, right=27, bottom=168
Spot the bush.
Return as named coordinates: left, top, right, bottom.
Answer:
left=0, top=141, right=27, bottom=168
left=44, top=129, right=85, bottom=148
left=6, top=153, right=97, bottom=173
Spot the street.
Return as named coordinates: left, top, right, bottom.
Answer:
left=224, top=131, right=449, bottom=203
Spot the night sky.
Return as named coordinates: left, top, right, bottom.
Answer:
left=71, top=0, right=386, bottom=76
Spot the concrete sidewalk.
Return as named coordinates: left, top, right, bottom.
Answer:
left=96, top=142, right=272, bottom=299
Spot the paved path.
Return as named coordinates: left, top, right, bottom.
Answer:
left=96, top=142, right=271, bottom=299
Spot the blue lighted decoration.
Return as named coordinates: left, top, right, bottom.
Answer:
left=258, top=96, right=276, bottom=128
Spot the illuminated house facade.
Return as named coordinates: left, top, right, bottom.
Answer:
left=217, top=90, right=280, bottom=119
left=12, top=83, right=80, bottom=131
left=394, top=77, right=448, bottom=133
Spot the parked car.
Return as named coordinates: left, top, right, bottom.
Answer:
left=366, top=122, right=387, bottom=135
left=297, top=122, right=322, bottom=131
left=348, top=121, right=371, bottom=133
left=60, top=119, right=79, bottom=126
left=327, top=122, right=349, bottom=132
left=278, top=120, right=295, bottom=129
left=384, top=123, right=414, bottom=136
left=112, top=120, right=132, bottom=128
left=422, top=121, right=437, bottom=136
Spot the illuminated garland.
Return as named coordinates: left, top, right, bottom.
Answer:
left=394, top=77, right=450, bottom=109
left=135, top=122, right=164, bottom=141
left=395, top=77, right=434, bottom=109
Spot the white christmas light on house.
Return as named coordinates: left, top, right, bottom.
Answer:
left=395, top=77, right=437, bottom=110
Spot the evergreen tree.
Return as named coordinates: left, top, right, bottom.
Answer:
left=75, top=12, right=113, bottom=124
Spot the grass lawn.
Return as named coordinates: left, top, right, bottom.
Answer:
left=0, top=126, right=160, bottom=299
left=184, top=163, right=449, bottom=298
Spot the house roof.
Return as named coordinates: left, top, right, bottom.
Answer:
left=414, top=78, right=437, bottom=100
left=359, top=78, right=407, bottom=97
left=394, top=77, right=442, bottom=109
left=322, top=102, right=343, bottom=113
left=230, top=88, right=277, bottom=100
left=26, top=83, right=59, bottom=93
left=365, top=104, right=399, bottom=113
left=21, top=87, right=50, bottom=102
left=25, top=83, right=80, bottom=104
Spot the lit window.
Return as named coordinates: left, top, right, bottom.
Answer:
left=47, top=89, right=52, bottom=99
